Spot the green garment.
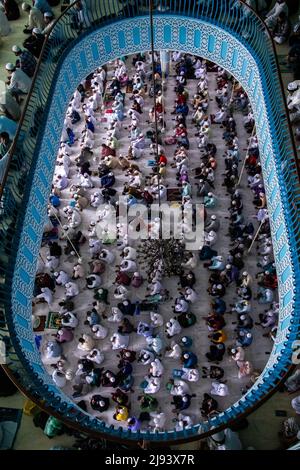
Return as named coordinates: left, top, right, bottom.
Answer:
left=44, top=417, right=64, bottom=438
left=140, top=394, right=158, bottom=412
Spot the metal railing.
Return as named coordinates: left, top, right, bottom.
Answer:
left=0, top=0, right=300, bottom=443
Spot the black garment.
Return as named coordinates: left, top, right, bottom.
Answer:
left=35, top=272, right=55, bottom=292
left=16, top=49, right=37, bottom=78
left=237, top=315, right=254, bottom=329
left=117, top=300, right=136, bottom=316
left=118, top=318, right=135, bottom=335
left=76, top=147, right=93, bottom=166
left=118, top=349, right=136, bottom=363
left=172, top=394, right=194, bottom=411
left=90, top=395, right=110, bottom=412
left=111, top=388, right=129, bottom=405
left=79, top=161, right=91, bottom=175
left=58, top=298, right=74, bottom=311
left=77, top=359, right=94, bottom=374
left=286, top=0, right=300, bottom=15
left=177, top=312, right=197, bottom=328
left=200, top=393, right=218, bottom=417
left=204, top=365, right=225, bottom=380
left=0, top=367, right=17, bottom=396
left=206, top=343, right=226, bottom=362
left=209, top=284, right=226, bottom=297
left=179, top=271, right=196, bottom=288
left=110, top=78, right=121, bottom=92
left=71, top=109, right=81, bottom=124
left=139, top=412, right=151, bottom=422
left=98, top=164, right=110, bottom=177
left=48, top=241, right=62, bottom=257
left=116, top=363, right=133, bottom=383
left=23, top=33, right=45, bottom=59
left=4, top=0, right=20, bottom=20
left=101, top=370, right=119, bottom=388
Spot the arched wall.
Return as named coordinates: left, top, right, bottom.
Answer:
left=8, top=15, right=300, bottom=439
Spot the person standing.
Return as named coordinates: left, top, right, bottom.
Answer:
left=22, top=2, right=44, bottom=33
left=0, top=4, right=11, bottom=36
left=3, top=0, right=20, bottom=21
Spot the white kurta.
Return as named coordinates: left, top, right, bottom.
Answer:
left=8, top=69, right=32, bottom=93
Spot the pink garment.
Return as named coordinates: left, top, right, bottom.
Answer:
left=131, top=274, right=143, bottom=288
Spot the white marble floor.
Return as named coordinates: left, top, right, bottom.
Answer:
left=32, top=54, right=277, bottom=433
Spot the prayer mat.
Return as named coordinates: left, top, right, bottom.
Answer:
left=33, top=315, right=46, bottom=332
left=167, top=187, right=182, bottom=201
left=45, top=312, right=61, bottom=330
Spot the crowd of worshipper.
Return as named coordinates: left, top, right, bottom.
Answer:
left=0, top=0, right=298, bottom=143
left=32, top=48, right=279, bottom=433
left=0, top=1, right=94, bottom=154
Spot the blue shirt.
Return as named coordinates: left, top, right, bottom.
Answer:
left=49, top=194, right=60, bottom=207
left=34, top=0, right=53, bottom=14
left=182, top=351, right=197, bottom=368
left=0, top=116, right=18, bottom=139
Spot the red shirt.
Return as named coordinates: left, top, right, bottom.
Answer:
left=158, top=155, right=167, bottom=165
left=177, top=94, right=187, bottom=105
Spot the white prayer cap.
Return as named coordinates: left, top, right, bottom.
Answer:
left=5, top=63, right=15, bottom=71
left=288, top=82, right=299, bottom=91
left=12, top=45, right=21, bottom=53
left=33, top=28, right=42, bottom=34
left=44, top=11, right=53, bottom=17
left=22, top=3, right=30, bottom=11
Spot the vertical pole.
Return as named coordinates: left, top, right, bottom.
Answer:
left=39, top=252, right=46, bottom=264
left=247, top=220, right=263, bottom=254
left=160, top=50, right=170, bottom=132
left=237, top=126, right=256, bottom=187
left=51, top=211, right=81, bottom=259
left=230, top=78, right=236, bottom=103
